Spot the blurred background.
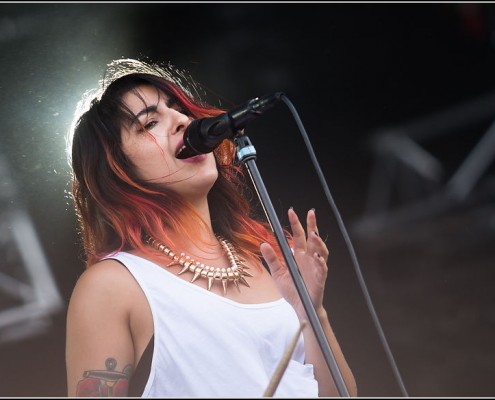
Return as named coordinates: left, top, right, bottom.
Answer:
left=0, top=2, right=494, bottom=397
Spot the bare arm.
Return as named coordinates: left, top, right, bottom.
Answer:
left=298, top=307, right=357, bottom=396
left=66, top=260, right=136, bottom=397
left=261, top=208, right=357, bottom=397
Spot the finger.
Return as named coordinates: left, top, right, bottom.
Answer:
left=288, top=207, right=307, bottom=252
left=307, top=232, right=326, bottom=257
left=260, top=242, right=286, bottom=277
left=306, top=208, right=318, bottom=239
left=314, top=251, right=328, bottom=267
left=306, top=209, right=330, bottom=260
left=310, top=237, right=330, bottom=262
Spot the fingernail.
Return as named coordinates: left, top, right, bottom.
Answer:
left=311, top=208, right=316, bottom=213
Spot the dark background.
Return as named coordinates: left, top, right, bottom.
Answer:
left=0, top=2, right=494, bottom=397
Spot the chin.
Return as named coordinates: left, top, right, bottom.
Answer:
left=201, top=169, right=219, bottom=189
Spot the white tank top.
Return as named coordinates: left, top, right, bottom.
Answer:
left=106, top=252, right=319, bottom=397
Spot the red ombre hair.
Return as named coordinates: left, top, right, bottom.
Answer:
left=68, top=59, right=287, bottom=268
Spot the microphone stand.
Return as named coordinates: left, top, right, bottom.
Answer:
left=234, top=134, right=350, bottom=397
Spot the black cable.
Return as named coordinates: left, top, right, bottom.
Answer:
left=280, top=94, right=410, bottom=397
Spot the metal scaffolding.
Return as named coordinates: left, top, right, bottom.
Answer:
left=352, top=91, right=495, bottom=237
left=0, top=154, right=63, bottom=344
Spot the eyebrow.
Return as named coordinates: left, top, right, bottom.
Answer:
left=130, top=105, right=158, bottom=127
left=135, top=105, right=158, bottom=120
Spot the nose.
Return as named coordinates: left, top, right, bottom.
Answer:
left=171, top=109, right=191, bottom=136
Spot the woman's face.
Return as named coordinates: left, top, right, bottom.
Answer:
left=119, top=84, right=218, bottom=203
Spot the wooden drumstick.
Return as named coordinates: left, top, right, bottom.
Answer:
left=263, top=320, right=308, bottom=397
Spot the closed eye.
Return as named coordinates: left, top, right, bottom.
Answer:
left=144, top=120, right=158, bottom=130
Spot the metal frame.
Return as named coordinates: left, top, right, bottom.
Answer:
left=352, top=92, right=495, bottom=236
left=0, top=155, right=63, bottom=344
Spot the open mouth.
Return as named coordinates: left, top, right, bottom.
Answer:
left=175, top=144, right=187, bottom=158
left=175, top=141, right=199, bottom=160
left=175, top=139, right=190, bottom=159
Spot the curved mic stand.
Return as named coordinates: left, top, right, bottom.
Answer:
left=234, top=134, right=350, bottom=397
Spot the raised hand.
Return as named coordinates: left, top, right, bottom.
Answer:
left=261, top=208, right=329, bottom=318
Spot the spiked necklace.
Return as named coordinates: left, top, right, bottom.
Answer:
left=145, top=235, right=252, bottom=295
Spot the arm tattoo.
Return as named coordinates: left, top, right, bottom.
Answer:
left=76, top=357, right=133, bottom=397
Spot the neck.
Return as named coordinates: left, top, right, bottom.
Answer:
left=163, top=196, right=220, bottom=259
left=191, top=196, right=216, bottom=243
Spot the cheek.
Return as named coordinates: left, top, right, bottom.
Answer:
left=122, top=140, right=173, bottom=180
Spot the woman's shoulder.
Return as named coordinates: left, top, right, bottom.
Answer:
left=66, top=255, right=149, bottom=367
left=80, top=256, right=132, bottom=284
left=69, top=255, right=138, bottom=310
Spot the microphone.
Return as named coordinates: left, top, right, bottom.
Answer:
left=176, top=92, right=284, bottom=159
